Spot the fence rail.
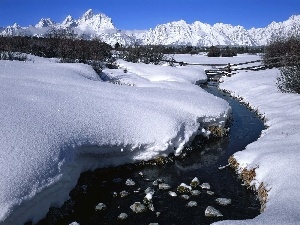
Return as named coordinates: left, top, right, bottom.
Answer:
left=164, top=56, right=299, bottom=82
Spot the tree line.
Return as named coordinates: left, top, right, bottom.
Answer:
left=115, top=42, right=264, bottom=56
left=0, top=35, right=112, bottom=62
left=0, top=29, right=115, bottom=74
left=206, top=45, right=264, bottom=57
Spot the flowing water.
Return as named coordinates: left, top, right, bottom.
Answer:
left=36, top=83, right=265, bottom=225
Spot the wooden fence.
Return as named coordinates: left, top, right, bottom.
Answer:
left=163, top=55, right=299, bottom=82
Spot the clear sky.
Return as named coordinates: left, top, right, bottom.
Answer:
left=0, top=0, right=299, bottom=30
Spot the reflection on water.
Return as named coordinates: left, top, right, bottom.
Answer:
left=37, top=85, right=265, bottom=225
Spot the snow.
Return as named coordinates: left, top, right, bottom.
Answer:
left=76, top=9, right=116, bottom=33
left=145, top=193, right=153, bottom=201
left=107, top=59, right=207, bottom=87
left=0, top=56, right=230, bottom=224
left=216, top=64, right=300, bottom=224
left=1, top=10, right=299, bottom=46
left=69, top=222, right=80, bottom=225
left=4, top=53, right=298, bottom=224
left=168, top=53, right=300, bottom=224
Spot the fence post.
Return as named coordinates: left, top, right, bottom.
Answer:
left=227, top=63, right=231, bottom=77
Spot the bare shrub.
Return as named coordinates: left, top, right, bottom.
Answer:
left=119, top=44, right=167, bottom=65
left=0, top=51, right=27, bottom=61
left=277, top=65, right=300, bottom=93
left=264, top=35, right=300, bottom=94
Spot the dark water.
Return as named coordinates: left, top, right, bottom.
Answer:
left=36, top=84, right=265, bottom=225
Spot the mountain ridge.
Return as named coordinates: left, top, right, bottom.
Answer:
left=1, top=9, right=299, bottom=46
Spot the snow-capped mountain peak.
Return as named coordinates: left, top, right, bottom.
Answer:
left=35, top=18, right=56, bottom=28
left=61, top=15, right=77, bottom=28
left=1, top=10, right=299, bottom=47
left=81, top=9, right=94, bottom=21
left=63, top=15, right=75, bottom=24
left=11, top=23, right=21, bottom=29
left=75, top=9, right=116, bottom=33
left=288, top=15, right=300, bottom=21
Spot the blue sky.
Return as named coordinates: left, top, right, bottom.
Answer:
left=0, top=0, right=299, bottom=29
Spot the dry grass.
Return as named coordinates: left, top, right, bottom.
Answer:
left=240, top=167, right=257, bottom=188
left=228, top=156, right=269, bottom=212
left=258, top=182, right=269, bottom=212
left=138, top=155, right=175, bottom=167
left=208, top=126, right=227, bottom=138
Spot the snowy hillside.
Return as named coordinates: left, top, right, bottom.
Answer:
left=1, top=9, right=300, bottom=46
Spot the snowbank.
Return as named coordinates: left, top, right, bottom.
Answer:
left=0, top=58, right=230, bottom=224
left=102, top=59, right=207, bottom=89
left=216, top=69, right=300, bottom=224
left=169, top=53, right=300, bottom=224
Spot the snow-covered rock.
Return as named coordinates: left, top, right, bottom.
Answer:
left=191, top=190, right=201, bottom=196
left=186, top=201, right=197, bottom=207
left=145, top=187, right=155, bottom=195
left=130, top=202, right=147, bottom=213
left=206, top=191, right=215, bottom=196
left=180, top=195, right=190, bottom=200
left=190, top=177, right=200, bottom=188
left=120, top=191, right=129, bottom=198
left=95, top=203, right=106, bottom=211
left=69, top=222, right=80, bottom=225
left=215, top=198, right=232, bottom=206
left=205, top=206, right=223, bottom=217
left=177, top=183, right=192, bottom=193
left=158, top=183, right=172, bottom=190
left=169, top=191, right=177, bottom=197
left=200, top=183, right=211, bottom=190
left=125, top=178, right=136, bottom=186
left=118, top=213, right=128, bottom=220
left=143, top=193, right=155, bottom=211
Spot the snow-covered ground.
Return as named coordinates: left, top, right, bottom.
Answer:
left=2, top=53, right=298, bottom=225
left=0, top=56, right=230, bottom=224
left=217, top=69, right=300, bottom=225
left=177, top=53, right=300, bottom=224
left=176, top=55, right=300, bottom=225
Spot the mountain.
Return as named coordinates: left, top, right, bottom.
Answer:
left=248, top=15, right=300, bottom=45
left=1, top=9, right=300, bottom=46
left=35, top=18, right=56, bottom=28
left=61, top=15, right=77, bottom=28
left=1, top=23, right=26, bottom=36
left=142, top=20, right=257, bottom=46
left=76, top=9, right=115, bottom=31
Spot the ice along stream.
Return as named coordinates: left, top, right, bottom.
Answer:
left=36, top=83, right=265, bottom=225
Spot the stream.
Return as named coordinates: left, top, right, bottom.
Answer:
left=36, top=83, right=265, bottom=225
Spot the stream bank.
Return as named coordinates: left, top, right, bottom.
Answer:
left=36, top=83, right=264, bottom=225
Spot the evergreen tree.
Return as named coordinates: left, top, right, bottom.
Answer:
left=207, top=46, right=221, bottom=57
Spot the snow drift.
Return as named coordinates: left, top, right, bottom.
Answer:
left=170, top=54, right=300, bottom=225
left=217, top=68, right=300, bottom=224
left=0, top=57, right=230, bottom=224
